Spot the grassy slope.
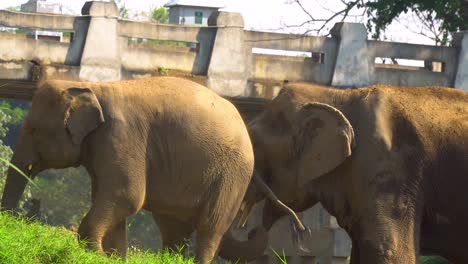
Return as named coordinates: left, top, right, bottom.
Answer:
left=0, top=212, right=193, bottom=264
left=0, top=212, right=450, bottom=264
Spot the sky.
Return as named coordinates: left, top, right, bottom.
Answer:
left=0, top=0, right=436, bottom=46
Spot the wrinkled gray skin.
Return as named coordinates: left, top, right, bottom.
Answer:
left=223, top=83, right=468, bottom=264
left=0, top=76, right=262, bottom=264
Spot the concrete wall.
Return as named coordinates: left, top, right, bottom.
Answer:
left=368, top=40, right=458, bottom=87
left=246, top=31, right=339, bottom=86
left=117, top=20, right=216, bottom=75
left=1, top=2, right=467, bottom=92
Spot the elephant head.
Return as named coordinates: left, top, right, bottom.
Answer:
left=1, top=81, right=104, bottom=212
left=220, top=88, right=355, bottom=261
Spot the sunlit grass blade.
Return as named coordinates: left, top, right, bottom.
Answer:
left=271, top=247, right=287, bottom=264
left=0, top=157, right=37, bottom=187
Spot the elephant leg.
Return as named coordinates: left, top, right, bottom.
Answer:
left=78, top=209, right=105, bottom=254
left=195, top=189, right=244, bottom=264
left=349, top=239, right=360, bottom=264
left=102, top=219, right=128, bottom=257
left=78, top=200, right=139, bottom=257
left=153, top=214, right=194, bottom=253
left=194, top=225, right=224, bottom=264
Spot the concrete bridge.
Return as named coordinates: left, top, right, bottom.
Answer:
left=1, top=0, right=467, bottom=102
left=1, top=1, right=467, bottom=263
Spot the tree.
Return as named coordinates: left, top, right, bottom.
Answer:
left=150, top=6, right=169, bottom=23
left=288, top=0, right=468, bottom=46
left=119, top=6, right=128, bottom=19
left=366, top=0, right=468, bottom=45
left=115, top=0, right=128, bottom=19
left=6, top=6, right=20, bottom=12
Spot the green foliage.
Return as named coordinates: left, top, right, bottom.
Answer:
left=32, top=167, right=91, bottom=227
left=119, top=6, right=128, bottom=19
left=5, top=6, right=20, bottom=11
left=158, top=67, right=170, bottom=76
left=365, top=0, right=468, bottom=45
left=115, top=0, right=128, bottom=19
left=0, top=212, right=194, bottom=263
left=0, top=101, right=29, bottom=201
left=271, top=248, right=288, bottom=264
left=150, top=6, right=169, bottom=23
left=420, top=256, right=451, bottom=264
left=0, top=111, right=13, bottom=174
left=0, top=100, right=26, bottom=134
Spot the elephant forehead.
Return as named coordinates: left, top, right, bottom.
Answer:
left=304, top=117, right=326, bottom=130
left=31, top=90, right=63, bottom=112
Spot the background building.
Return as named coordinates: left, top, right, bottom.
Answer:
left=20, top=0, right=64, bottom=41
left=164, top=0, right=225, bottom=25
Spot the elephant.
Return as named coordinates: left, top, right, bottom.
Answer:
left=222, top=83, right=468, bottom=263
left=0, top=75, right=304, bottom=263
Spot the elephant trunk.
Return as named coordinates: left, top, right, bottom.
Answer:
left=251, top=172, right=306, bottom=231
left=218, top=226, right=269, bottom=262
left=1, top=132, right=38, bottom=212
left=218, top=171, right=308, bottom=261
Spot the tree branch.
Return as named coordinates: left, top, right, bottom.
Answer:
left=285, top=0, right=363, bottom=36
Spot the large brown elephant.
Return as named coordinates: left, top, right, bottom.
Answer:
left=223, top=83, right=468, bottom=263
left=0, top=76, right=290, bottom=263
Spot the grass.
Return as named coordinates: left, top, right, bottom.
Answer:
left=0, top=211, right=450, bottom=264
left=0, top=212, right=194, bottom=264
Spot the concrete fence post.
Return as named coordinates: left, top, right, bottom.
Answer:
left=330, top=22, right=372, bottom=88
left=453, top=31, right=468, bottom=91
left=206, top=11, right=248, bottom=96
left=79, top=1, right=121, bottom=82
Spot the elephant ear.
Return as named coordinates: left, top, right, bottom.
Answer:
left=63, top=87, right=105, bottom=145
left=295, top=103, right=355, bottom=187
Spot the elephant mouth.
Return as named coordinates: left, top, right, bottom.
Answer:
left=27, top=163, right=35, bottom=175
left=23, top=163, right=40, bottom=183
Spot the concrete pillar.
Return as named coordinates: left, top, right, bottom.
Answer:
left=207, top=12, right=248, bottom=96
left=79, top=1, right=121, bottom=82
left=330, top=23, right=371, bottom=88
left=453, top=31, right=468, bottom=91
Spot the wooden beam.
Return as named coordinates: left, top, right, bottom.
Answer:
left=224, top=96, right=269, bottom=122
left=0, top=80, right=270, bottom=121
left=0, top=80, right=36, bottom=100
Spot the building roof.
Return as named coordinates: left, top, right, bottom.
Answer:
left=164, top=0, right=225, bottom=9
left=20, top=0, right=63, bottom=14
